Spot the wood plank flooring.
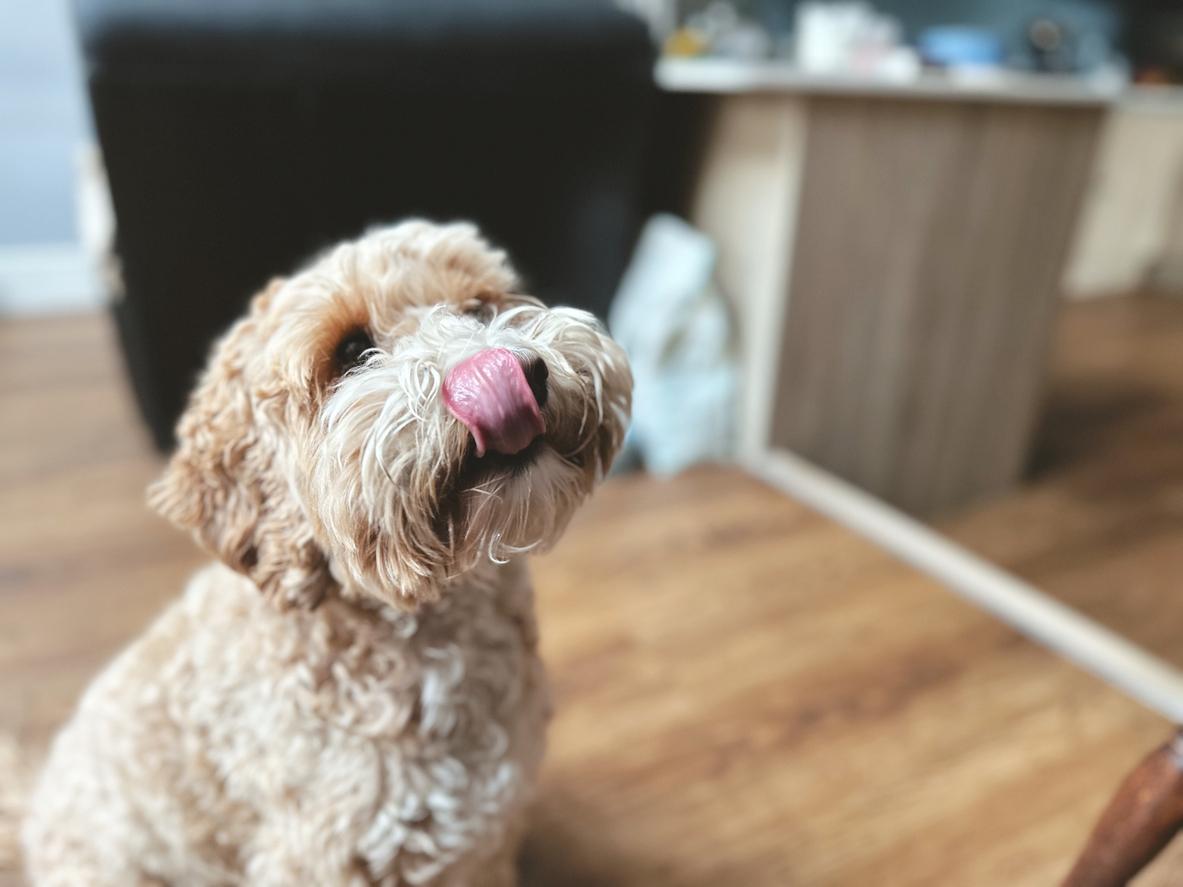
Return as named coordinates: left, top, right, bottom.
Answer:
left=1, top=297, right=1181, bottom=885
left=942, top=296, right=1183, bottom=669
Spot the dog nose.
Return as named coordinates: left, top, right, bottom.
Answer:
left=522, top=357, right=549, bottom=410
left=443, top=348, right=546, bottom=457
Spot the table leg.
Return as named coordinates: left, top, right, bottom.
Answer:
left=1064, top=729, right=1183, bottom=886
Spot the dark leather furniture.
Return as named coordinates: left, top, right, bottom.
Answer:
left=75, top=0, right=655, bottom=448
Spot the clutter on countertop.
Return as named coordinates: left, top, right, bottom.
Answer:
left=916, top=25, right=1003, bottom=71
left=649, top=0, right=1128, bottom=88
left=795, top=2, right=918, bottom=80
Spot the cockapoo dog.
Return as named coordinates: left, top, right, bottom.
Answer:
left=22, top=221, right=632, bottom=886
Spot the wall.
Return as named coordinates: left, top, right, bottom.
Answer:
left=1064, top=96, right=1183, bottom=299
left=0, top=0, right=102, bottom=313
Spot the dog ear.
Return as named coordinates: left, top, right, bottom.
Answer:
left=148, top=280, right=334, bottom=608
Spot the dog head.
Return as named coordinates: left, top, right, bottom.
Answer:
left=150, top=221, right=632, bottom=608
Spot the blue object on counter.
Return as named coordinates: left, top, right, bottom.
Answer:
left=918, top=26, right=1005, bottom=67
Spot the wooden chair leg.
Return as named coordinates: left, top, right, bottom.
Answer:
left=1064, top=729, right=1183, bottom=887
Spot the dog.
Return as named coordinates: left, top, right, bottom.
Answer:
left=22, top=221, right=632, bottom=886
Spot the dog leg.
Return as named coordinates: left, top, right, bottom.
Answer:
left=23, top=838, right=166, bottom=887
left=439, top=817, right=527, bottom=887
left=23, top=781, right=168, bottom=887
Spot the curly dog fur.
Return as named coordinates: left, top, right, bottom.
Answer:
left=22, top=221, right=631, bottom=885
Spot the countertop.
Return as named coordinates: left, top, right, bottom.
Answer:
left=657, top=56, right=1125, bottom=106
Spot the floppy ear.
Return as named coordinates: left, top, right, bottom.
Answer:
left=148, top=280, right=334, bottom=608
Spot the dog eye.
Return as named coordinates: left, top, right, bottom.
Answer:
left=334, top=328, right=375, bottom=373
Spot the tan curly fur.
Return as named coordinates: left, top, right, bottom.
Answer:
left=21, top=221, right=632, bottom=886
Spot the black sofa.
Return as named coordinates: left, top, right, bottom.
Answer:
left=75, top=0, right=656, bottom=449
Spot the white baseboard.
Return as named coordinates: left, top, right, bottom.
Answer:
left=0, top=243, right=105, bottom=316
left=746, top=448, right=1183, bottom=723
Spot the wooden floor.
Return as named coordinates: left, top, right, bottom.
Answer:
left=1, top=296, right=1182, bottom=885
left=940, top=297, right=1183, bottom=672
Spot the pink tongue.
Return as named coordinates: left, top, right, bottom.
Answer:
left=443, top=348, right=545, bottom=457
